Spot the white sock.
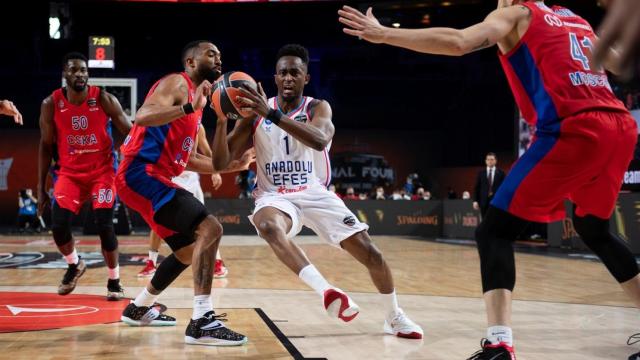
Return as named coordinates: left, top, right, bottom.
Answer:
left=192, top=294, right=213, bottom=320
left=298, top=264, right=332, bottom=296
left=133, top=288, right=158, bottom=307
left=149, top=250, right=159, bottom=266
left=487, top=325, right=513, bottom=346
left=108, top=265, right=119, bottom=280
left=216, top=249, right=222, bottom=261
left=381, top=289, right=400, bottom=316
left=64, top=249, right=79, bottom=265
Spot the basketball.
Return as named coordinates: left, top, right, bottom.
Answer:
left=211, top=71, right=258, bottom=120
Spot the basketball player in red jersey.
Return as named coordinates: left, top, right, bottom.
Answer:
left=37, top=52, right=131, bottom=300
left=116, top=40, right=247, bottom=346
left=341, top=2, right=640, bottom=359
left=0, top=99, right=23, bottom=125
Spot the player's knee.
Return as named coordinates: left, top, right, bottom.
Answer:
left=195, top=215, right=223, bottom=246
left=173, top=243, right=194, bottom=265
left=94, top=209, right=117, bottom=251
left=256, top=219, right=284, bottom=241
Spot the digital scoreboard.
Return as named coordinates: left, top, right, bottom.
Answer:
left=88, top=36, right=115, bottom=69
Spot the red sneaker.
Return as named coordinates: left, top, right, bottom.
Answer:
left=323, top=288, right=359, bottom=322
left=214, top=259, right=228, bottom=278
left=137, top=260, right=156, bottom=278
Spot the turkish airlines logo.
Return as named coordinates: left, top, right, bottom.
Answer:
left=0, top=304, right=98, bottom=317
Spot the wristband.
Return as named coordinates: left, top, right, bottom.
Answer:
left=266, top=109, right=284, bottom=125
left=182, top=103, right=195, bottom=115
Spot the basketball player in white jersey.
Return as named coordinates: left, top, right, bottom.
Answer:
left=220, top=44, right=422, bottom=339
left=137, top=125, right=256, bottom=278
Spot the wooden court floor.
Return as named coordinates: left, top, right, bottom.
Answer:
left=0, top=234, right=638, bottom=359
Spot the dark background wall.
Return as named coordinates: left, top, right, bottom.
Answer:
left=0, top=0, right=607, bottom=168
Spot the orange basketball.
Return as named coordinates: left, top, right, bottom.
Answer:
left=211, top=71, right=258, bottom=120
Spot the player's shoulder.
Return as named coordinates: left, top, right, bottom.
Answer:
left=41, top=94, right=55, bottom=109
left=308, top=98, right=330, bottom=111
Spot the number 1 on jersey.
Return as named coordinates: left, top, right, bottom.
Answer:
left=283, top=135, right=290, bottom=155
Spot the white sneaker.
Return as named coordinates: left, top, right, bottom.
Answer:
left=323, top=288, right=359, bottom=322
left=384, top=308, right=423, bottom=339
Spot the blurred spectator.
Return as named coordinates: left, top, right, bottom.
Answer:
left=358, top=192, right=369, bottom=200
left=392, top=189, right=410, bottom=200
left=462, top=191, right=471, bottom=200
left=447, top=187, right=458, bottom=200
left=344, top=187, right=359, bottom=200
left=404, top=173, right=420, bottom=195
left=412, top=187, right=432, bottom=200
left=374, top=186, right=386, bottom=200
left=17, top=189, right=40, bottom=232
left=329, top=184, right=342, bottom=199
left=473, top=152, right=506, bottom=216
left=236, top=169, right=256, bottom=199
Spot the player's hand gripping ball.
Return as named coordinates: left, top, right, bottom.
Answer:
left=211, top=71, right=258, bottom=120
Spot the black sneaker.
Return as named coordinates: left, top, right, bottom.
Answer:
left=185, top=311, right=248, bottom=346
left=467, top=339, right=516, bottom=360
left=121, top=302, right=176, bottom=326
left=106, top=278, right=125, bottom=301
left=58, top=259, right=87, bottom=295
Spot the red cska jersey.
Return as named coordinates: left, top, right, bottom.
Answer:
left=120, top=72, right=202, bottom=178
left=499, top=2, right=628, bottom=132
left=52, top=85, right=115, bottom=175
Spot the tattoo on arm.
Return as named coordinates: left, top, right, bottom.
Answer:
left=471, top=38, right=491, bottom=52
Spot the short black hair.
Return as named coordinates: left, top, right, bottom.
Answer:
left=486, top=152, right=497, bottom=158
left=276, top=44, right=309, bottom=66
left=181, top=40, right=210, bottom=65
left=62, top=52, right=88, bottom=68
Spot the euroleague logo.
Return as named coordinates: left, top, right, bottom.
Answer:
left=0, top=292, right=127, bottom=333
left=182, top=136, right=194, bottom=152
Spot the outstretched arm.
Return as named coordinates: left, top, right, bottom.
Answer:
left=0, top=99, right=23, bottom=125
left=37, top=97, right=55, bottom=216
left=592, top=0, right=640, bottom=79
left=338, top=5, right=528, bottom=56
left=134, top=74, right=212, bottom=126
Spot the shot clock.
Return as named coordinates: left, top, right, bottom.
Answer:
left=88, top=36, right=115, bottom=69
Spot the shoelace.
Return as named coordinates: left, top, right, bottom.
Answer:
left=628, top=333, right=640, bottom=346
left=466, top=339, right=489, bottom=360
left=204, top=312, right=228, bottom=323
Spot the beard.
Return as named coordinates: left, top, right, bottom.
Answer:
left=197, top=64, right=221, bottom=83
left=71, top=81, right=87, bottom=92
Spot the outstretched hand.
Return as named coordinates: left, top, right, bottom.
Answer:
left=0, top=99, right=23, bottom=125
left=593, top=0, right=640, bottom=79
left=236, top=83, right=270, bottom=118
left=338, top=6, right=386, bottom=44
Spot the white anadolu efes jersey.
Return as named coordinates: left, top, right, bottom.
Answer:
left=253, top=96, right=332, bottom=196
